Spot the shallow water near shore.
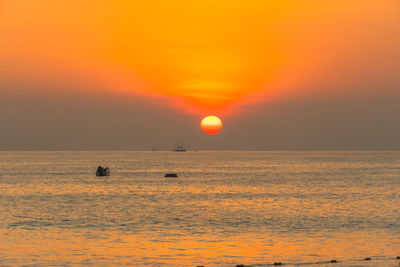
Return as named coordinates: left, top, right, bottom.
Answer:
left=0, top=151, right=399, bottom=266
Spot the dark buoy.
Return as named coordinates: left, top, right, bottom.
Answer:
left=396, top=256, right=400, bottom=259
left=165, top=173, right=178, bottom=177
left=364, top=257, right=371, bottom=261
left=236, top=265, right=246, bottom=267
left=274, top=263, right=283, bottom=266
left=96, top=166, right=110, bottom=177
left=330, top=260, right=337, bottom=263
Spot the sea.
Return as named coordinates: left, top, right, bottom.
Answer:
left=0, top=151, right=399, bottom=266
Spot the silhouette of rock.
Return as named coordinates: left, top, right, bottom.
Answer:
left=96, top=166, right=110, bottom=176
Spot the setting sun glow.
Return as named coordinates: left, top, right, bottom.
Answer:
left=2, top=1, right=397, bottom=115
left=201, top=116, right=222, bottom=135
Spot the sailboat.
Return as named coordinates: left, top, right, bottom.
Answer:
left=173, top=140, right=187, bottom=152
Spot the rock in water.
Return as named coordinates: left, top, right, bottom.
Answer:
left=96, top=166, right=110, bottom=176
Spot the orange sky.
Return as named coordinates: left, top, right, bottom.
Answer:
left=1, top=1, right=399, bottom=114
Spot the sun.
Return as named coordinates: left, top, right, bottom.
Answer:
left=201, top=115, right=222, bottom=135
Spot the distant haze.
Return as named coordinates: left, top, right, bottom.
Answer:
left=0, top=1, right=399, bottom=150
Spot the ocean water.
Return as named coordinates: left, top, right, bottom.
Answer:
left=0, top=151, right=399, bottom=266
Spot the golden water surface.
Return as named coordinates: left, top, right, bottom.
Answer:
left=0, top=151, right=399, bottom=266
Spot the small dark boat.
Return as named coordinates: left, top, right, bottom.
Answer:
left=96, top=166, right=110, bottom=177
left=165, top=173, right=178, bottom=177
